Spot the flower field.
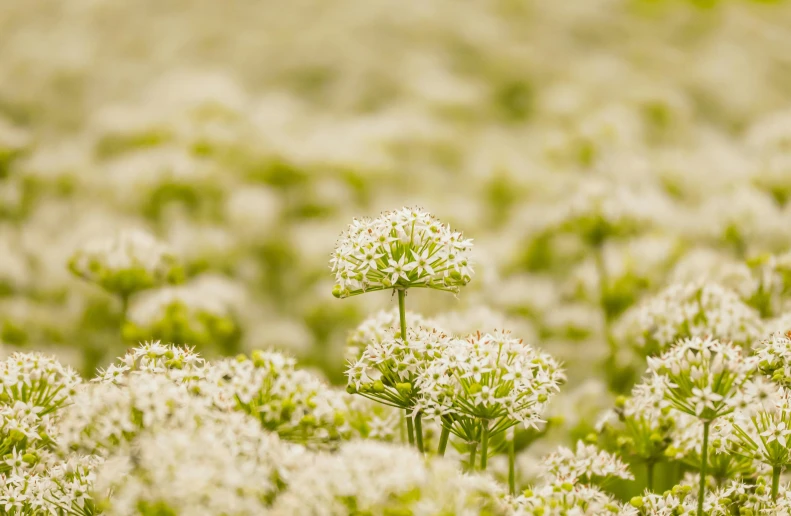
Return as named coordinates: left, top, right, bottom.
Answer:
left=4, top=0, right=791, bottom=514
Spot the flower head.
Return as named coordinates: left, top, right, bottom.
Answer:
left=331, top=208, right=473, bottom=298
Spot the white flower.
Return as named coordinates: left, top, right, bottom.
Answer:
left=331, top=208, right=473, bottom=298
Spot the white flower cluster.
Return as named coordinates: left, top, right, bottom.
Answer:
left=511, top=481, right=626, bottom=515
left=347, top=324, right=455, bottom=412
left=648, top=337, right=756, bottom=421
left=344, top=307, right=436, bottom=362
left=68, top=229, right=183, bottom=299
left=597, top=374, right=675, bottom=463
left=540, top=441, right=633, bottom=485
left=756, top=332, right=791, bottom=388
left=94, top=412, right=292, bottom=516
left=330, top=208, right=474, bottom=298
left=208, top=351, right=346, bottom=445
left=416, top=330, right=564, bottom=433
left=123, top=274, right=243, bottom=353
left=728, top=381, right=791, bottom=469
left=271, top=441, right=505, bottom=516
left=618, top=282, right=763, bottom=356
left=0, top=352, right=81, bottom=414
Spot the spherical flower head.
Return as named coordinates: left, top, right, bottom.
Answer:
left=345, top=308, right=437, bottom=363
left=208, top=352, right=346, bottom=446
left=0, top=352, right=81, bottom=416
left=330, top=208, right=473, bottom=299
left=540, top=441, right=633, bottom=485
left=346, top=324, right=456, bottom=411
left=544, top=178, right=669, bottom=247
left=616, top=282, right=763, bottom=356
left=1, top=449, right=102, bottom=516
left=756, top=332, right=791, bottom=388
left=57, top=372, right=215, bottom=455
left=270, top=441, right=505, bottom=516
left=93, top=412, right=292, bottom=516
left=647, top=336, right=756, bottom=422
left=416, top=330, right=564, bottom=436
left=69, top=229, right=184, bottom=298
left=123, top=277, right=241, bottom=353
left=513, top=480, right=624, bottom=515
left=597, top=374, right=675, bottom=463
left=96, top=341, right=208, bottom=388
left=728, top=380, right=791, bottom=469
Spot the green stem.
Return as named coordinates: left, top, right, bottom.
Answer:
left=508, top=432, right=516, bottom=496
left=415, top=412, right=424, bottom=453
left=438, top=425, right=450, bottom=457
left=646, top=461, right=655, bottom=493
left=480, top=421, right=490, bottom=471
left=697, top=421, right=710, bottom=516
left=593, top=245, right=615, bottom=356
left=468, top=442, right=478, bottom=472
left=773, top=465, right=782, bottom=502
left=397, top=289, right=407, bottom=342
left=406, top=412, right=415, bottom=446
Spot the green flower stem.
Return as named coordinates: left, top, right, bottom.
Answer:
left=397, top=289, right=407, bottom=342
left=773, top=465, right=782, bottom=502
left=646, top=461, right=655, bottom=493
left=415, top=412, right=424, bottom=453
left=698, top=421, right=710, bottom=516
left=469, top=442, right=478, bottom=472
left=593, top=245, right=616, bottom=361
left=396, top=288, right=417, bottom=449
left=437, top=425, right=450, bottom=457
left=508, top=433, right=516, bottom=495
left=480, top=421, right=490, bottom=471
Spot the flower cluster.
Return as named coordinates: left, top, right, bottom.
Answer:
left=68, top=229, right=184, bottom=300
left=416, top=330, right=564, bottom=434
left=756, top=332, right=791, bottom=388
left=270, top=441, right=505, bottom=516
left=616, top=282, right=763, bottom=356
left=597, top=374, right=675, bottom=465
left=209, top=351, right=346, bottom=445
left=540, top=441, right=633, bottom=485
left=648, top=337, right=756, bottom=422
left=512, top=482, right=625, bottom=515
left=93, top=413, right=292, bottom=516
left=347, top=324, right=455, bottom=412
left=330, top=208, right=473, bottom=298
left=344, top=307, right=436, bottom=363
left=123, top=275, right=242, bottom=354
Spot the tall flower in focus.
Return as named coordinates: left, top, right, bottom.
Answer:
left=332, top=208, right=473, bottom=452
left=330, top=207, right=473, bottom=299
left=648, top=336, right=756, bottom=516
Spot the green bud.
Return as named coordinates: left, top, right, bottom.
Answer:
left=629, top=496, right=644, bottom=508
left=346, top=384, right=357, bottom=394
left=396, top=383, right=412, bottom=396
left=372, top=380, right=385, bottom=393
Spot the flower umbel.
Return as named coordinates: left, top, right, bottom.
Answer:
left=330, top=208, right=473, bottom=298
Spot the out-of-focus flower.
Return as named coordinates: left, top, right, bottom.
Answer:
left=69, top=229, right=183, bottom=300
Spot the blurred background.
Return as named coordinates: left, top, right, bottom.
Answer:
left=2, top=0, right=791, bottom=414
